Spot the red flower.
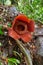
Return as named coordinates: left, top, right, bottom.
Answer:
left=8, top=14, right=35, bottom=42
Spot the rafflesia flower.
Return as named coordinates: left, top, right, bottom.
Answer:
left=8, top=14, right=35, bottom=42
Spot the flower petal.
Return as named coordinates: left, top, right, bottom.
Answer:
left=20, top=32, right=32, bottom=42
left=12, top=14, right=30, bottom=28
left=28, top=20, right=35, bottom=32
left=12, top=14, right=35, bottom=32
left=8, top=14, right=35, bottom=42
left=8, top=28, right=20, bottom=39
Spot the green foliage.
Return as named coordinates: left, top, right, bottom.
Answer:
left=0, top=25, right=4, bottom=35
left=8, top=58, right=20, bottom=65
left=10, top=0, right=18, bottom=5
left=0, top=58, right=20, bottom=65
left=4, top=0, right=11, bottom=5
left=7, top=22, right=12, bottom=27
left=0, top=62, right=2, bottom=65
left=0, top=42, right=2, bottom=46
left=0, top=60, right=2, bottom=65
left=0, top=0, right=6, bottom=5
left=17, top=0, right=43, bottom=23
left=0, top=30, right=4, bottom=35
left=0, top=0, right=11, bottom=5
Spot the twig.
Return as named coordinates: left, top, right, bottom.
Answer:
left=15, top=39, right=33, bottom=65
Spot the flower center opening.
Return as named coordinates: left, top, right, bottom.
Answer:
left=14, top=21, right=27, bottom=34
left=17, top=24, right=25, bottom=31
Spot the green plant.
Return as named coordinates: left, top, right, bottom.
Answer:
left=8, top=58, right=20, bottom=65
left=0, top=25, right=4, bottom=35
left=0, top=61, right=1, bottom=65
left=17, top=0, right=43, bottom=24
